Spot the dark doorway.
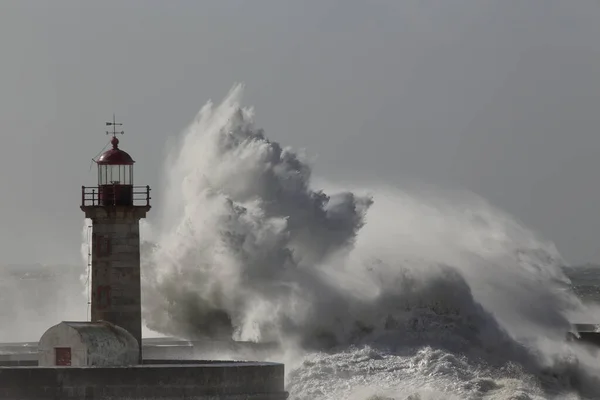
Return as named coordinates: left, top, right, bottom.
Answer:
left=55, top=347, right=71, bottom=366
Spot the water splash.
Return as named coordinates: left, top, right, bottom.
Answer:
left=141, top=85, right=600, bottom=399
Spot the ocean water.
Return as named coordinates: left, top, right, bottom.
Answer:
left=564, top=266, right=600, bottom=306
left=128, top=85, right=600, bottom=400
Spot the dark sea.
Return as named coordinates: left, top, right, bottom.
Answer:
left=564, top=265, right=600, bottom=304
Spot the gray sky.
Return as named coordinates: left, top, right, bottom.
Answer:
left=1, top=0, right=600, bottom=266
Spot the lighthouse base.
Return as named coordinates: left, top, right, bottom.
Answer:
left=82, top=205, right=149, bottom=362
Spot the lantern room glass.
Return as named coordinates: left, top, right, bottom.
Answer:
left=98, top=164, right=133, bottom=185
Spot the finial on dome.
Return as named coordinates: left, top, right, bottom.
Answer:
left=106, top=114, right=124, bottom=148
left=97, top=114, right=134, bottom=165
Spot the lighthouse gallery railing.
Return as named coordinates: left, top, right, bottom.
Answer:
left=81, top=185, right=151, bottom=207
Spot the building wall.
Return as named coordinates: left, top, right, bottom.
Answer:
left=77, top=323, right=139, bottom=366
left=0, top=362, right=288, bottom=400
left=38, top=324, right=86, bottom=366
left=83, top=206, right=148, bottom=360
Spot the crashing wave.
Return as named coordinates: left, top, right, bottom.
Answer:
left=138, top=85, right=600, bottom=399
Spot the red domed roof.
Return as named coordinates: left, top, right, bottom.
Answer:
left=96, top=137, right=135, bottom=165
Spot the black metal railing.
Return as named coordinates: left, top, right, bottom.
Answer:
left=81, top=185, right=151, bottom=207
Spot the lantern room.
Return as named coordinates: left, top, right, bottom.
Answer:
left=96, top=136, right=135, bottom=206
left=97, top=136, right=134, bottom=184
left=81, top=118, right=151, bottom=209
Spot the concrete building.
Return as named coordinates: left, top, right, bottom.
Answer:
left=38, top=321, right=138, bottom=367
left=80, top=122, right=150, bottom=362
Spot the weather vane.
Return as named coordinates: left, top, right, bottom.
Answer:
left=106, top=114, right=124, bottom=138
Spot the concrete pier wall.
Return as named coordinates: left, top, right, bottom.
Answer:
left=571, top=323, right=600, bottom=348
left=0, top=361, right=288, bottom=400
left=0, top=338, right=280, bottom=365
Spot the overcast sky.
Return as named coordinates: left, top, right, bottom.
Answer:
left=1, top=1, right=600, bottom=266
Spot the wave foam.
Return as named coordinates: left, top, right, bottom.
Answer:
left=140, top=85, right=600, bottom=399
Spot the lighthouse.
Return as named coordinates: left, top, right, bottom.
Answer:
left=4, top=117, right=287, bottom=400
left=80, top=118, right=151, bottom=362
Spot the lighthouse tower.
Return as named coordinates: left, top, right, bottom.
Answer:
left=81, top=118, right=151, bottom=362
